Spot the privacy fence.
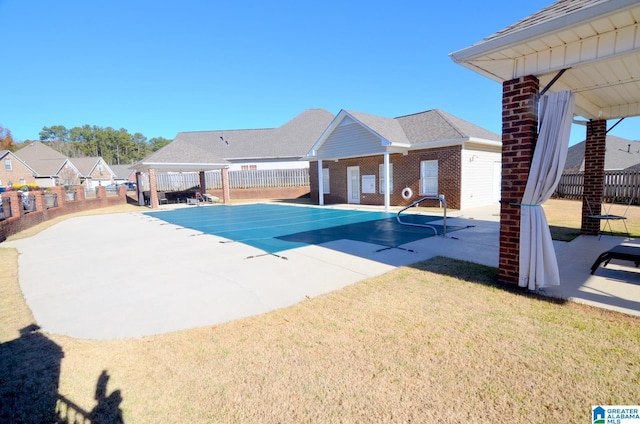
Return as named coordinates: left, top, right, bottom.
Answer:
left=153, top=168, right=310, bottom=191
left=554, top=170, right=640, bottom=204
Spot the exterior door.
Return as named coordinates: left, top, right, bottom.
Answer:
left=347, top=166, right=360, bottom=204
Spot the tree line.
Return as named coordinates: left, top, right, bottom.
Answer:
left=38, top=125, right=172, bottom=165
left=0, top=124, right=172, bottom=165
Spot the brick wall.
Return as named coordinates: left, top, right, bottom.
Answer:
left=581, top=119, right=607, bottom=235
left=498, top=75, right=539, bottom=285
left=309, top=146, right=463, bottom=209
left=0, top=186, right=127, bottom=242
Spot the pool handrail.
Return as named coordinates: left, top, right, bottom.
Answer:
left=396, top=194, right=447, bottom=237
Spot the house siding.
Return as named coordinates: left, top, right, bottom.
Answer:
left=460, top=147, right=502, bottom=209
left=317, top=122, right=385, bottom=159
left=310, top=146, right=463, bottom=209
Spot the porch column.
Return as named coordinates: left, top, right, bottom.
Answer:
left=149, top=168, right=159, bottom=209
left=221, top=168, right=231, bottom=204
left=199, top=171, right=206, bottom=195
left=383, top=152, right=390, bottom=212
left=499, top=75, right=539, bottom=285
left=317, top=160, right=324, bottom=206
left=581, top=119, right=607, bottom=235
left=136, top=172, right=145, bottom=206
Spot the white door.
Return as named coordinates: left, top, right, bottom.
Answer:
left=347, top=166, right=360, bottom=204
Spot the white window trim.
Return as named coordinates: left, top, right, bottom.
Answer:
left=420, top=160, right=438, bottom=195
left=4, top=158, right=12, bottom=171
left=322, top=168, right=330, bottom=194
left=379, top=163, right=393, bottom=194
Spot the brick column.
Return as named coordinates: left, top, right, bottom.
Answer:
left=7, top=191, right=23, bottom=218
left=221, top=168, right=231, bottom=204
left=51, top=186, right=65, bottom=206
left=34, top=190, right=45, bottom=212
left=581, top=119, right=607, bottom=235
left=76, top=186, right=86, bottom=201
left=499, top=76, right=539, bottom=285
left=149, top=168, right=159, bottom=209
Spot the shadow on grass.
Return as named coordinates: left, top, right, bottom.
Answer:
left=549, top=225, right=582, bottom=242
left=0, top=325, right=124, bottom=423
left=411, top=256, right=568, bottom=305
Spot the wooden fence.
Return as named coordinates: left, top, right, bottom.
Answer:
left=153, top=168, right=310, bottom=192
left=554, top=170, right=640, bottom=203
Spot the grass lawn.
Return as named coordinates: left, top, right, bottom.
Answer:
left=1, top=200, right=639, bottom=423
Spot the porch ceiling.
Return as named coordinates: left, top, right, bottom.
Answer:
left=450, top=0, right=640, bottom=121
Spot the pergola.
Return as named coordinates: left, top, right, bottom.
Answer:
left=450, top=0, right=640, bottom=288
left=131, top=162, right=230, bottom=209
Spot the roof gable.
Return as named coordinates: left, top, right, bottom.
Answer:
left=71, top=157, right=115, bottom=177
left=14, top=141, right=69, bottom=176
left=309, top=109, right=500, bottom=160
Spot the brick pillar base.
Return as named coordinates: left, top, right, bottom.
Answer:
left=581, top=119, right=607, bottom=235
left=499, top=76, right=539, bottom=285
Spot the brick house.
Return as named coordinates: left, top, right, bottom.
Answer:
left=14, top=141, right=82, bottom=188
left=306, top=109, right=501, bottom=210
left=0, top=150, right=36, bottom=188
left=72, top=157, right=116, bottom=188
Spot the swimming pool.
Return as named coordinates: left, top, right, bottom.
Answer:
left=145, top=203, right=455, bottom=254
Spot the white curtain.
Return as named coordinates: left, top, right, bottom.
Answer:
left=519, top=90, right=576, bottom=290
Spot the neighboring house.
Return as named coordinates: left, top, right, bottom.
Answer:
left=72, top=157, right=116, bottom=188
left=306, top=109, right=502, bottom=210
left=135, top=108, right=335, bottom=173
left=0, top=150, right=37, bottom=188
left=564, top=135, right=640, bottom=172
left=109, top=164, right=137, bottom=184
left=13, top=141, right=82, bottom=187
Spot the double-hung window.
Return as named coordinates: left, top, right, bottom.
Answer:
left=420, top=160, right=438, bottom=195
left=4, top=158, right=11, bottom=171
left=378, top=163, right=393, bottom=194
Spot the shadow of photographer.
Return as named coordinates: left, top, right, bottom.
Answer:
left=0, top=324, right=124, bottom=423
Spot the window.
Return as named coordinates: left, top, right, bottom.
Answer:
left=241, top=165, right=257, bottom=171
left=322, top=168, right=330, bottom=194
left=4, top=158, right=11, bottom=170
left=378, top=163, right=394, bottom=194
left=420, top=160, right=438, bottom=195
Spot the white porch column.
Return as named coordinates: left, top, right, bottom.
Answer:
left=383, top=152, right=390, bottom=212
left=317, top=159, right=324, bottom=206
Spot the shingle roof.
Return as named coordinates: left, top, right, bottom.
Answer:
left=144, top=109, right=335, bottom=166
left=484, top=0, right=603, bottom=42
left=14, top=141, right=68, bottom=176
left=564, top=135, right=640, bottom=171
left=395, top=109, right=500, bottom=144
left=71, top=157, right=112, bottom=176
left=109, top=164, right=136, bottom=179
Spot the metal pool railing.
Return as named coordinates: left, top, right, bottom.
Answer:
left=396, top=194, right=447, bottom=237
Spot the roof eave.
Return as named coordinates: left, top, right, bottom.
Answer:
left=449, top=0, right=639, bottom=78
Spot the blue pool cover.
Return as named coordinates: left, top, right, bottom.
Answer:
left=145, top=203, right=458, bottom=254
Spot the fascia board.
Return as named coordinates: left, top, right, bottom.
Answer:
left=450, top=0, right=638, bottom=67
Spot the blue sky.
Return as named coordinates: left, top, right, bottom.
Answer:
left=1, top=0, right=638, bottom=146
